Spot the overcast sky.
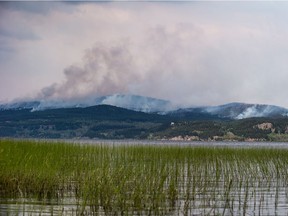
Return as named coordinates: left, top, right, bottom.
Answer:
left=1, top=1, right=288, bottom=107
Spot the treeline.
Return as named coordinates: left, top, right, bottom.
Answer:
left=0, top=105, right=288, bottom=141
left=155, top=118, right=288, bottom=141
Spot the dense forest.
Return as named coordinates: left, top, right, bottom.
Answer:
left=1, top=105, right=288, bottom=141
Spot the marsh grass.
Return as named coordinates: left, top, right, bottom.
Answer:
left=1, top=139, right=288, bottom=215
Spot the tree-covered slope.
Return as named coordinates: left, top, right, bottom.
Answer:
left=1, top=104, right=288, bottom=141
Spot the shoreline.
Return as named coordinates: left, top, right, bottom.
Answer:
left=2, top=137, right=288, bottom=149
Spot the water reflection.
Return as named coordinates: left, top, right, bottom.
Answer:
left=31, top=138, right=288, bottom=148
left=2, top=184, right=288, bottom=215
left=2, top=140, right=288, bottom=215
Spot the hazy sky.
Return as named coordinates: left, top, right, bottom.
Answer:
left=1, top=1, right=288, bottom=107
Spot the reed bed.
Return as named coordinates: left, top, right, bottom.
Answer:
left=1, top=139, right=288, bottom=215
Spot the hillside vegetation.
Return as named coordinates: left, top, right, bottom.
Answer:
left=0, top=105, right=288, bottom=141
left=2, top=140, right=288, bottom=214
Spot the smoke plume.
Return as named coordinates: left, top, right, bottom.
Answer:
left=40, top=41, right=140, bottom=100
left=38, top=21, right=288, bottom=108
left=38, top=25, right=209, bottom=106
left=3, top=2, right=288, bottom=108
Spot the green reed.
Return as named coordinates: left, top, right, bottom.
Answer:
left=1, top=139, right=288, bottom=215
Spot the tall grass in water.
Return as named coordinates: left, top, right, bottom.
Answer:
left=1, top=139, right=288, bottom=215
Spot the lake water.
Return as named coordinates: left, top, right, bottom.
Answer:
left=1, top=140, right=288, bottom=215
left=27, top=138, right=288, bottom=148
left=5, top=137, right=288, bottom=148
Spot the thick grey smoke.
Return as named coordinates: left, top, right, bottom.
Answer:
left=39, top=20, right=288, bottom=108
left=39, top=25, right=209, bottom=106
left=40, top=41, right=140, bottom=100
left=3, top=2, right=288, bottom=108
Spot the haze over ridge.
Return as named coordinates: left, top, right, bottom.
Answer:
left=1, top=2, right=288, bottom=108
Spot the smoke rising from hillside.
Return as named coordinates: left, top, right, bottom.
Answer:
left=2, top=2, right=288, bottom=108
left=40, top=41, right=140, bottom=100
left=38, top=25, right=213, bottom=106
left=38, top=14, right=288, bottom=107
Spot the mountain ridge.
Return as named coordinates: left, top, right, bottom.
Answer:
left=0, top=94, right=173, bottom=113
left=1, top=103, right=288, bottom=141
left=1, top=94, right=288, bottom=120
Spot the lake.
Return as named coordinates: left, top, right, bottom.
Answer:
left=1, top=139, right=288, bottom=215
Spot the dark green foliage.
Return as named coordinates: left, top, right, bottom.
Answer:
left=1, top=105, right=288, bottom=140
left=0, top=126, right=16, bottom=136
left=168, top=108, right=223, bottom=120
left=228, top=118, right=271, bottom=139
left=0, top=105, right=168, bottom=139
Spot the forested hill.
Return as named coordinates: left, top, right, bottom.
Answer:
left=1, top=104, right=288, bottom=141
left=0, top=105, right=169, bottom=139
left=0, top=105, right=167, bottom=122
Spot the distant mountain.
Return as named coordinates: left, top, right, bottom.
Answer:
left=0, top=101, right=41, bottom=110
left=1, top=102, right=288, bottom=140
left=167, top=107, right=222, bottom=121
left=1, top=95, right=288, bottom=119
left=0, top=104, right=166, bottom=122
left=94, top=94, right=173, bottom=113
left=0, top=94, right=173, bottom=113
left=205, top=103, right=288, bottom=119
left=172, top=103, right=288, bottom=120
left=0, top=104, right=170, bottom=139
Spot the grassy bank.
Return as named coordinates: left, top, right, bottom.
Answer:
left=1, top=140, right=288, bottom=215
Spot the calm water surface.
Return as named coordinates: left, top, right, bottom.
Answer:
left=2, top=140, right=288, bottom=215
left=41, top=138, right=288, bottom=148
